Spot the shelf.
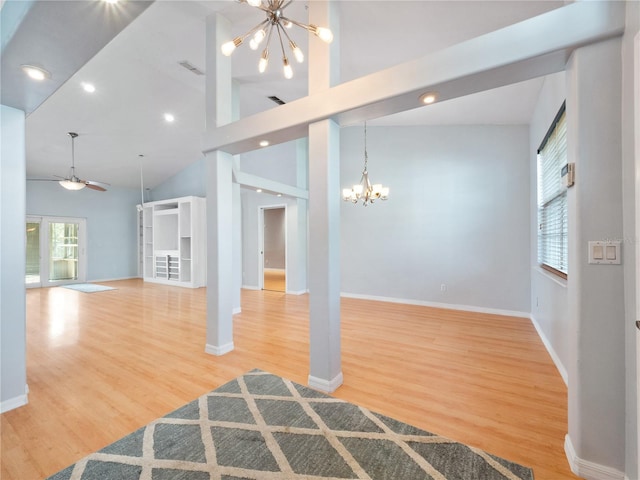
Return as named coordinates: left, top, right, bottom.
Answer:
left=142, top=196, right=204, bottom=288
left=154, top=209, right=178, bottom=216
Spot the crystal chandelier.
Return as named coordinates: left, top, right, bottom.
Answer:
left=342, top=122, right=389, bottom=206
left=221, top=0, right=333, bottom=79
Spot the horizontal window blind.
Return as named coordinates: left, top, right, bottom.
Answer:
left=537, top=105, right=567, bottom=276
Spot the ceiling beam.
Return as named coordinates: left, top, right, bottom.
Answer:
left=202, top=0, right=625, bottom=156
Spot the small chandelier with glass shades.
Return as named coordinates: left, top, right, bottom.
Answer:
left=342, top=122, right=389, bottom=206
left=220, top=0, right=333, bottom=79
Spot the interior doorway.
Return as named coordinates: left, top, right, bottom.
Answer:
left=260, top=206, right=286, bottom=292
left=25, top=216, right=86, bottom=288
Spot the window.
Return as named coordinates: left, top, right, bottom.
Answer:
left=537, top=103, right=568, bottom=279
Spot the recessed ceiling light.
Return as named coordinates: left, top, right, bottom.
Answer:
left=259, top=140, right=269, bottom=147
left=164, top=113, right=175, bottom=123
left=81, top=82, right=96, bottom=93
left=419, top=92, right=437, bottom=105
left=256, top=189, right=263, bottom=193
left=21, top=64, right=50, bottom=81
left=277, top=194, right=282, bottom=197
left=103, top=0, right=118, bottom=4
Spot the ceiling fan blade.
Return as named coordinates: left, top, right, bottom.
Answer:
left=27, top=178, right=59, bottom=182
left=85, top=182, right=107, bottom=192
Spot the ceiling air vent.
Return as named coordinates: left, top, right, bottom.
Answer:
left=268, top=95, right=286, bottom=105
left=178, top=61, right=204, bottom=76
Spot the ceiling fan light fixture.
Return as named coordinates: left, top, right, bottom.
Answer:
left=57, top=132, right=108, bottom=192
left=59, top=179, right=86, bottom=190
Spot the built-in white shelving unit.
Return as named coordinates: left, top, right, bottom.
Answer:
left=141, top=196, right=206, bottom=288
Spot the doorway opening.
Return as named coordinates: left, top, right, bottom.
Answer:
left=260, top=206, right=286, bottom=292
left=25, top=216, right=87, bottom=288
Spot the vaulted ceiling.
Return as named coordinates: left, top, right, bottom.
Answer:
left=3, top=0, right=564, bottom=189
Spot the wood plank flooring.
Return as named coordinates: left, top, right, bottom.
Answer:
left=263, top=268, right=286, bottom=292
left=1, top=279, right=577, bottom=479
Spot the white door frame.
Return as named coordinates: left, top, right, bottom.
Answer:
left=634, top=31, right=640, bottom=465
left=258, top=204, right=287, bottom=291
left=26, top=216, right=43, bottom=288
left=26, top=216, right=87, bottom=288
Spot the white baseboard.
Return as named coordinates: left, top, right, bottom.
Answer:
left=90, top=276, right=139, bottom=283
left=308, top=372, right=344, bottom=393
left=286, top=289, right=307, bottom=295
left=530, top=315, right=568, bottom=385
left=241, top=285, right=260, bottom=291
left=1, top=392, right=28, bottom=413
left=233, top=307, right=241, bottom=315
left=340, top=292, right=530, bottom=319
left=205, top=342, right=234, bottom=356
left=565, top=435, right=626, bottom=480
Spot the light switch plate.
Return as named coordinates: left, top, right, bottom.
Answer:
left=588, top=241, right=621, bottom=264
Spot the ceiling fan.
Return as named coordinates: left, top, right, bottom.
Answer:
left=30, top=132, right=109, bottom=192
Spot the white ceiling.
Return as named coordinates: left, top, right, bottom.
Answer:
left=22, top=0, right=563, bottom=189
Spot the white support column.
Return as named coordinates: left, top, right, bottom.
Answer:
left=232, top=163, right=242, bottom=313
left=0, top=105, right=28, bottom=413
left=204, top=13, right=235, bottom=355
left=308, top=119, right=342, bottom=392
left=287, top=138, right=308, bottom=294
left=307, top=0, right=341, bottom=392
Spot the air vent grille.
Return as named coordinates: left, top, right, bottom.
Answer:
left=178, top=61, right=204, bottom=76
left=268, top=95, right=286, bottom=105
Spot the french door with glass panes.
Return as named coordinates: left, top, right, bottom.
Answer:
left=25, top=216, right=86, bottom=288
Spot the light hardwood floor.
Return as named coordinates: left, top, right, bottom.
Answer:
left=1, top=279, right=577, bottom=479
left=263, top=268, right=286, bottom=292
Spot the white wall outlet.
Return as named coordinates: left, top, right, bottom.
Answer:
left=440, top=284, right=447, bottom=292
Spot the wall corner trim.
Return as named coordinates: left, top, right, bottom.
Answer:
left=0, top=393, right=28, bottom=413
left=565, top=435, right=626, bottom=480
left=530, top=314, right=568, bottom=385
left=308, top=372, right=343, bottom=393
left=205, top=342, right=234, bottom=356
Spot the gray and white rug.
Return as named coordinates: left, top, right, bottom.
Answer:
left=48, top=369, right=534, bottom=480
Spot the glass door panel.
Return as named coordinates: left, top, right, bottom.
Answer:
left=26, top=221, right=41, bottom=286
left=49, top=222, right=79, bottom=281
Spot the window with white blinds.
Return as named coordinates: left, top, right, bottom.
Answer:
left=537, top=104, right=567, bottom=278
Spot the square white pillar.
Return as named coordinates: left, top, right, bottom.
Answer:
left=204, top=13, right=235, bottom=355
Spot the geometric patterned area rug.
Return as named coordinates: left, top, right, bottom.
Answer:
left=61, top=283, right=115, bottom=293
left=47, top=369, right=534, bottom=480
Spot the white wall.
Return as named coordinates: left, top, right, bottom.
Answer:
left=565, top=37, right=625, bottom=475
left=529, top=72, right=568, bottom=383
left=26, top=181, right=140, bottom=281
left=340, top=125, right=531, bottom=314
left=241, top=142, right=298, bottom=186
left=1, top=105, right=28, bottom=412
left=149, top=158, right=206, bottom=201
